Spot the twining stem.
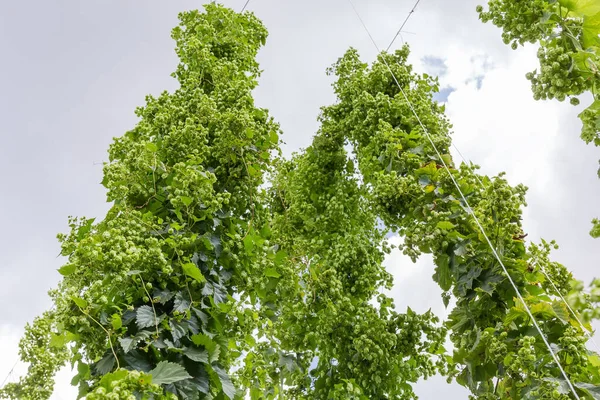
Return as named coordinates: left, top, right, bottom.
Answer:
left=77, top=306, right=120, bottom=369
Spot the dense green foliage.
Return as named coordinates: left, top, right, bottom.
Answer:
left=477, top=0, right=600, bottom=237
left=268, top=126, right=446, bottom=398
left=477, top=0, right=600, bottom=144
left=1, top=5, right=283, bottom=399
left=319, top=45, right=600, bottom=399
left=2, top=3, right=600, bottom=400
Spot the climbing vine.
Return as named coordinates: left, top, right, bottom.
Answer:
left=266, top=131, right=447, bottom=398
left=1, top=5, right=283, bottom=399
left=476, top=0, right=600, bottom=235
left=2, top=4, right=600, bottom=400
left=318, top=44, right=600, bottom=398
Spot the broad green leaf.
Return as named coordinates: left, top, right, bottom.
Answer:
left=173, top=292, right=190, bottom=313
left=418, top=175, right=431, bottom=186
left=243, top=234, right=254, bottom=254
left=71, top=296, right=88, bottom=309
left=253, top=109, right=266, bottom=120
left=49, top=332, right=66, bottom=348
left=264, top=268, right=281, bottom=278
left=275, top=250, right=287, bottom=264
left=454, top=240, right=469, bottom=256
left=145, top=142, right=158, bottom=152
left=182, top=262, right=206, bottom=283
left=98, top=370, right=129, bottom=389
left=111, top=314, right=122, bottom=330
left=93, top=353, right=116, bottom=375
left=149, top=361, right=192, bottom=385
left=123, top=350, right=153, bottom=372
left=574, top=382, right=600, bottom=399
left=245, top=128, right=254, bottom=138
left=184, top=347, right=209, bottom=363
left=269, top=130, right=279, bottom=143
left=589, top=354, right=600, bottom=367
left=136, top=305, right=156, bottom=329
left=433, top=255, right=452, bottom=292
left=58, top=264, right=76, bottom=276
left=552, top=301, right=570, bottom=324
left=477, top=269, right=505, bottom=296
left=118, top=330, right=152, bottom=353
left=192, top=333, right=217, bottom=354
left=119, top=337, right=136, bottom=353
left=505, top=307, right=528, bottom=325
left=530, top=302, right=556, bottom=318
left=582, top=12, right=600, bottom=48
left=180, top=196, right=193, bottom=207
left=247, top=164, right=259, bottom=177
left=436, top=221, right=455, bottom=230
left=559, top=0, right=600, bottom=16
left=212, top=364, right=237, bottom=399
left=169, top=319, right=188, bottom=342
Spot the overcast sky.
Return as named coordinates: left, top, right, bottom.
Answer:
left=1, top=1, right=599, bottom=398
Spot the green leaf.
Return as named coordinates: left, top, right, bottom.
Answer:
left=191, top=333, right=221, bottom=363
left=49, top=332, right=66, bottom=348
left=574, top=382, right=600, bottom=399
left=123, top=350, right=153, bottom=372
left=559, top=0, right=600, bottom=16
left=98, top=370, right=129, bottom=389
left=264, top=268, right=281, bottom=278
left=58, top=264, right=76, bottom=276
left=192, top=333, right=217, bottom=355
left=180, top=196, right=193, bottom=207
left=253, top=109, right=266, bottom=120
left=243, top=233, right=255, bottom=254
left=245, top=128, right=254, bottom=139
left=436, top=221, right=455, bottom=230
left=136, top=305, right=156, bottom=329
left=454, top=240, right=469, bottom=256
left=433, top=255, right=452, bottom=292
left=182, top=262, right=206, bottom=283
left=552, top=301, right=570, bottom=324
left=530, top=302, right=556, bottom=318
left=119, top=330, right=152, bottom=353
left=275, top=250, right=287, bottom=265
left=170, top=319, right=188, bottom=342
left=146, top=142, right=158, bottom=152
left=269, top=130, right=279, bottom=143
left=212, top=364, right=237, bottom=399
left=418, top=175, right=431, bottom=186
left=111, top=314, right=122, bottom=330
left=184, top=347, right=209, bottom=363
left=505, top=306, right=528, bottom=325
left=173, top=292, right=191, bottom=313
left=149, top=361, right=192, bottom=385
left=477, top=269, right=505, bottom=296
left=119, top=337, right=136, bottom=353
left=582, top=12, right=600, bottom=48
left=247, top=164, right=259, bottom=177
left=93, top=353, right=116, bottom=375
left=71, top=296, right=88, bottom=309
